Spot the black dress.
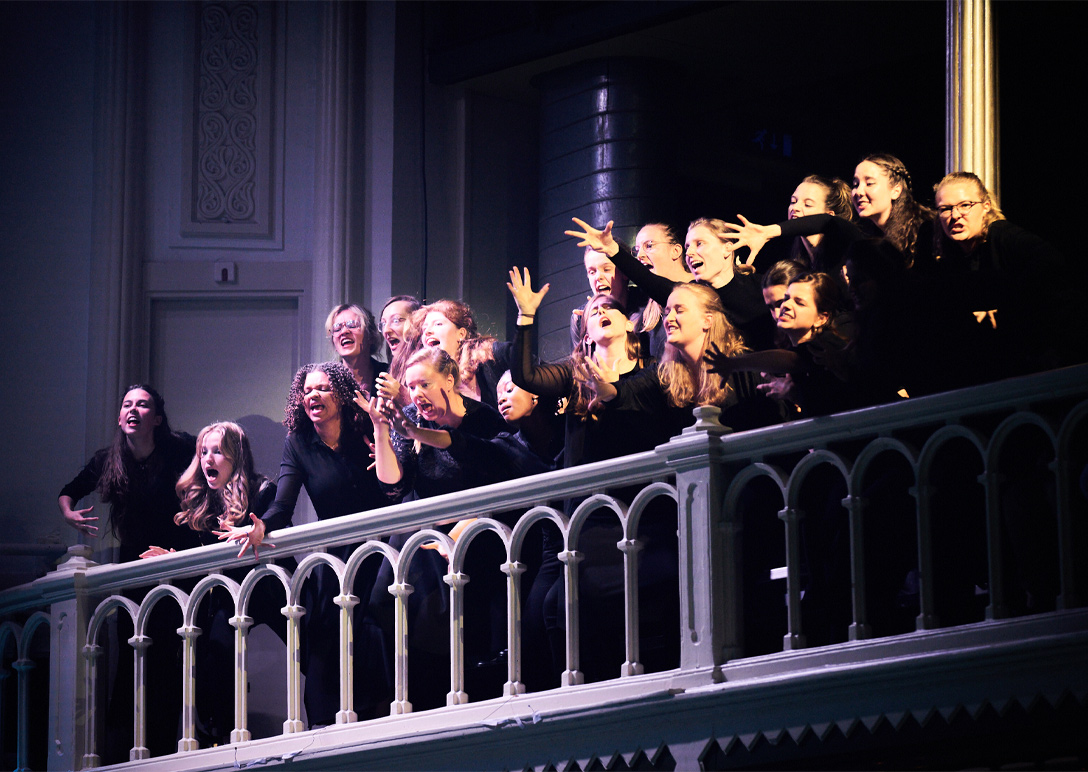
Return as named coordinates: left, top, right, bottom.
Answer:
left=58, top=432, right=197, bottom=761
left=510, top=322, right=677, bottom=684
left=259, top=419, right=392, bottom=726
left=606, top=242, right=777, bottom=352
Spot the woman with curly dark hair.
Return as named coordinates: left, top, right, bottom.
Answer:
left=220, top=361, right=393, bottom=726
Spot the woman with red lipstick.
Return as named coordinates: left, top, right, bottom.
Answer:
left=57, top=384, right=196, bottom=760
left=220, top=361, right=393, bottom=726
left=143, top=422, right=283, bottom=747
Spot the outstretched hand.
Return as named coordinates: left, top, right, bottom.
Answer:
left=62, top=504, right=99, bottom=537
left=214, top=513, right=272, bottom=559
left=704, top=342, right=736, bottom=379
left=722, top=215, right=774, bottom=265
left=139, top=545, right=176, bottom=559
left=377, top=397, right=416, bottom=437
left=507, top=267, right=550, bottom=318
left=375, top=372, right=402, bottom=404
left=564, top=217, right=619, bottom=257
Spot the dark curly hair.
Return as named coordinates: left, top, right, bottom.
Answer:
left=284, top=362, right=367, bottom=433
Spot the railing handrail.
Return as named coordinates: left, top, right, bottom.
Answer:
left=3, top=362, right=1086, bottom=618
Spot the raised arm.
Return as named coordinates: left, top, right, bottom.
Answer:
left=357, top=395, right=408, bottom=484
left=507, top=267, right=575, bottom=399
left=565, top=218, right=675, bottom=305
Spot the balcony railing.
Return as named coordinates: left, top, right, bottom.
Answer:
left=2, top=364, right=1087, bottom=771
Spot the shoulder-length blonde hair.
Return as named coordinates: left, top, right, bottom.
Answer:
left=175, top=422, right=264, bottom=532
left=658, top=283, right=747, bottom=408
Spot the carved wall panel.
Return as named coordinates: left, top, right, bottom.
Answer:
left=180, top=1, right=283, bottom=245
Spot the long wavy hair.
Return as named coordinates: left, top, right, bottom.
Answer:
left=97, top=384, right=176, bottom=539
left=658, top=284, right=746, bottom=408
left=857, top=153, right=935, bottom=266
left=174, top=422, right=266, bottom=531
left=283, top=362, right=367, bottom=433
left=391, top=299, right=496, bottom=388
left=564, top=294, right=641, bottom=418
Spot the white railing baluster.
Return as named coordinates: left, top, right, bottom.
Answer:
left=230, top=613, right=254, bottom=743
left=502, top=558, right=526, bottom=696
left=282, top=605, right=305, bottom=733
left=842, top=493, right=872, bottom=642
left=177, top=625, right=200, bottom=752
left=558, top=545, right=584, bottom=687
left=445, top=572, right=469, bottom=706
left=334, top=593, right=359, bottom=723
left=618, top=535, right=643, bottom=677
left=0, top=365, right=1085, bottom=769
left=389, top=580, right=413, bottom=714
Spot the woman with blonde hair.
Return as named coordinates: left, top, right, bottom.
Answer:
left=930, top=171, right=1077, bottom=382
left=567, top=216, right=777, bottom=351
left=143, top=421, right=282, bottom=747
left=325, top=303, right=383, bottom=392
left=383, top=298, right=514, bottom=412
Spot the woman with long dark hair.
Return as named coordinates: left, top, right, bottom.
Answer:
left=60, top=384, right=198, bottom=560
left=58, top=384, right=196, bottom=760
left=725, top=155, right=936, bottom=274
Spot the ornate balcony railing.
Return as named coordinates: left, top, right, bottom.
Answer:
left=2, top=364, right=1087, bottom=771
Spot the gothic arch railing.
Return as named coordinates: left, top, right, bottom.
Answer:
left=1, top=364, right=1086, bottom=769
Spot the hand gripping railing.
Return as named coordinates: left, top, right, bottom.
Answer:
left=1, top=363, right=1086, bottom=769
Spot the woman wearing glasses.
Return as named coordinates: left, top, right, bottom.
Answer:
left=326, top=303, right=384, bottom=394
left=931, top=172, right=1075, bottom=383
left=379, top=295, right=420, bottom=360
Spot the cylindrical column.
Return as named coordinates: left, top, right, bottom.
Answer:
left=946, top=0, right=998, bottom=196
left=532, top=58, right=678, bottom=359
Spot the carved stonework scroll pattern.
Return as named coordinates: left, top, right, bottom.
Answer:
left=195, top=2, right=258, bottom=223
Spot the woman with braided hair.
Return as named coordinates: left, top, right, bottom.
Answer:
left=723, top=157, right=937, bottom=276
